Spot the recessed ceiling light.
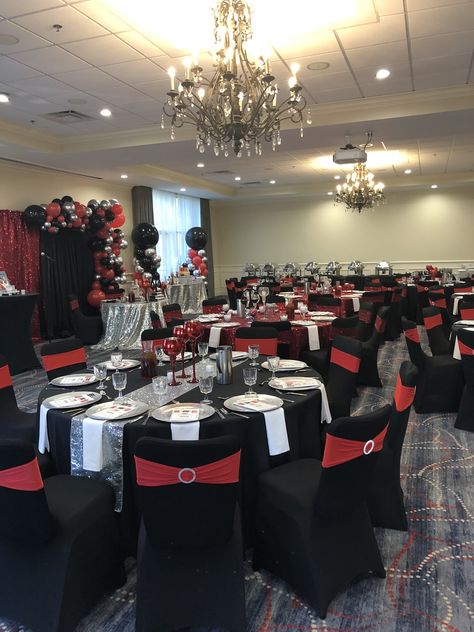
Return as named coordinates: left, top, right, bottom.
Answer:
left=334, top=175, right=341, bottom=180
left=0, top=34, right=19, bottom=45
left=120, top=174, right=128, bottom=179
left=234, top=176, right=241, bottom=181
left=375, top=68, right=390, bottom=80
left=269, top=180, right=276, bottom=184
left=431, top=184, right=438, bottom=189
left=196, top=162, right=205, bottom=168
left=0, top=93, right=10, bottom=103
left=306, top=61, right=330, bottom=71
left=327, top=191, right=333, bottom=195
left=404, top=169, right=412, bottom=174
left=180, top=187, right=186, bottom=192
left=100, top=107, right=112, bottom=117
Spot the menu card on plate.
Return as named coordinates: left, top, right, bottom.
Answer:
left=96, top=403, right=136, bottom=419
left=273, top=377, right=318, bottom=389
left=237, top=398, right=271, bottom=411
left=60, top=375, right=95, bottom=384
left=170, top=407, right=200, bottom=421
left=50, top=393, right=96, bottom=408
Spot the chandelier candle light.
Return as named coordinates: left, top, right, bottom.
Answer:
left=334, top=163, right=385, bottom=213
left=162, top=0, right=310, bottom=157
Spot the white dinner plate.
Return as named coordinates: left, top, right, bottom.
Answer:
left=261, top=359, right=307, bottom=371
left=269, top=376, right=321, bottom=391
left=213, top=321, right=241, bottom=328
left=198, top=315, right=221, bottom=322
left=86, top=400, right=149, bottom=420
left=311, top=315, right=337, bottom=322
left=152, top=402, right=215, bottom=422
left=44, top=391, right=102, bottom=409
left=162, top=351, right=193, bottom=362
left=209, top=351, right=248, bottom=361
left=224, top=394, right=283, bottom=413
left=103, top=359, right=141, bottom=371
left=50, top=373, right=98, bottom=387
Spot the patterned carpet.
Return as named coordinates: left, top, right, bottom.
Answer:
left=2, top=333, right=474, bottom=632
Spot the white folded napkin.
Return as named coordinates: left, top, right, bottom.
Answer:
left=318, top=383, right=332, bottom=424
left=209, top=326, right=221, bottom=348
left=453, top=337, right=461, bottom=360
left=263, top=408, right=290, bottom=456
left=352, top=297, right=360, bottom=312
left=171, top=421, right=200, bottom=440
left=306, top=325, right=320, bottom=351
left=82, top=417, right=106, bottom=471
left=38, top=402, right=52, bottom=453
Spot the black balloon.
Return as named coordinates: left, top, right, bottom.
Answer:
left=87, top=199, right=99, bottom=212
left=131, top=222, right=159, bottom=248
left=52, top=198, right=62, bottom=205
left=89, top=215, right=106, bottom=231
left=61, top=195, right=74, bottom=204
left=105, top=210, right=115, bottom=222
left=23, top=205, right=46, bottom=227
left=88, top=237, right=107, bottom=252
left=134, top=248, right=146, bottom=259
left=185, top=226, right=207, bottom=250
left=140, top=258, right=153, bottom=272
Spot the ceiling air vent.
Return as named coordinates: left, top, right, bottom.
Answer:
left=42, top=110, right=95, bottom=124
left=209, top=169, right=233, bottom=174
left=243, top=181, right=261, bottom=185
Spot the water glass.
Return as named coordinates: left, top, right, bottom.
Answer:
left=93, top=363, right=107, bottom=391
left=112, top=371, right=127, bottom=401
left=111, top=351, right=123, bottom=368
left=155, top=345, right=164, bottom=367
left=152, top=376, right=168, bottom=402
left=267, top=356, right=280, bottom=380
left=198, top=341, right=209, bottom=360
left=248, top=344, right=260, bottom=366
left=243, top=367, right=258, bottom=397
left=198, top=375, right=214, bottom=404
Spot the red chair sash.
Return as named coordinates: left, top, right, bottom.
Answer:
left=203, top=305, right=224, bottom=314
left=460, top=308, right=474, bottom=320
left=429, top=288, right=444, bottom=295
left=42, top=348, right=87, bottom=373
left=226, top=281, right=235, bottom=290
left=330, top=347, right=360, bottom=373
left=322, top=426, right=388, bottom=468
left=431, top=298, right=447, bottom=310
left=235, top=337, right=278, bottom=356
left=404, top=327, right=420, bottom=343
left=374, top=315, right=386, bottom=333
left=0, top=364, right=12, bottom=389
left=0, top=458, right=43, bottom=491
left=394, top=374, right=416, bottom=412
left=69, top=299, right=79, bottom=311
left=135, top=451, right=241, bottom=487
left=416, top=285, right=428, bottom=293
left=163, top=310, right=183, bottom=323
left=424, top=313, right=443, bottom=330
left=459, top=341, right=474, bottom=356
left=358, top=309, right=373, bottom=324
left=454, top=287, right=473, bottom=293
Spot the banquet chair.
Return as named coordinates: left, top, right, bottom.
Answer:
left=459, top=300, right=474, bottom=321
left=358, top=306, right=391, bottom=387
left=422, top=306, right=450, bottom=355
left=367, top=361, right=418, bottom=530
left=385, top=287, right=403, bottom=340
left=266, top=294, right=286, bottom=312
left=149, top=309, right=163, bottom=329
left=427, top=291, right=450, bottom=330
left=225, top=279, right=237, bottom=309
left=40, top=338, right=87, bottom=381
left=202, top=296, right=227, bottom=314
left=329, top=315, right=358, bottom=339
left=355, top=302, right=378, bottom=342
left=235, top=326, right=278, bottom=356
left=361, top=291, right=385, bottom=307
left=141, top=327, right=174, bottom=350
left=0, top=440, right=125, bottom=632
left=312, top=296, right=342, bottom=316
left=67, top=294, right=103, bottom=345
left=251, top=320, right=292, bottom=358
left=133, top=436, right=246, bottom=632
left=253, top=405, right=390, bottom=619
left=454, top=328, right=474, bottom=432
left=325, top=336, right=362, bottom=420
left=401, top=318, right=464, bottom=413
left=161, top=303, right=184, bottom=328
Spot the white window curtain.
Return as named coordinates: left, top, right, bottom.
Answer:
left=152, top=189, right=201, bottom=279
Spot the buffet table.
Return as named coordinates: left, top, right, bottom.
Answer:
left=166, top=278, right=207, bottom=314
left=95, top=299, right=168, bottom=350
left=0, top=293, right=40, bottom=374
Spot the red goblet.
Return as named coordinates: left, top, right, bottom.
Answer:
left=162, top=337, right=183, bottom=386
left=173, top=325, right=190, bottom=378
left=184, top=320, right=204, bottom=384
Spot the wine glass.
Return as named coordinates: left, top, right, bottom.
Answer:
left=222, top=303, right=230, bottom=313
left=267, top=356, right=280, bottom=381
left=142, top=339, right=153, bottom=353
left=155, top=344, right=164, bottom=367
left=248, top=344, right=260, bottom=366
left=174, top=325, right=190, bottom=378
left=198, top=341, right=209, bottom=361
left=112, top=371, right=127, bottom=401
left=198, top=375, right=213, bottom=404
left=152, top=375, right=168, bottom=403
left=93, top=363, right=107, bottom=391
left=163, top=337, right=183, bottom=386
left=184, top=320, right=204, bottom=384
left=243, top=367, right=258, bottom=397
left=259, top=285, right=270, bottom=307
left=111, top=351, right=122, bottom=368
left=300, top=304, right=309, bottom=320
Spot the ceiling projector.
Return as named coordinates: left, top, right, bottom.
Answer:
left=333, top=143, right=367, bottom=165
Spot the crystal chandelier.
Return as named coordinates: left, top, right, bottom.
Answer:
left=162, top=0, right=310, bottom=157
left=334, top=163, right=385, bottom=213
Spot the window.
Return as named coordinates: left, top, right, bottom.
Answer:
left=152, top=189, right=201, bottom=279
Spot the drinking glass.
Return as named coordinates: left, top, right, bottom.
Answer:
left=198, top=375, right=213, bottom=404
left=248, top=344, right=260, bottom=366
left=112, top=371, right=127, bottom=401
left=93, top=363, right=107, bottom=391
left=111, top=351, right=123, bottom=368
left=198, top=341, right=209, bottom=360
left=243, top=367, right=258, bottom=397
left=152, top=375, right=168, bottom=402
left=142, top=340, right=153, bottom=353
left=155, top=345, right=164, bottom=367
left=222, top=303, right=230, bottom=313
left=300, top=304, right=309, bottom=320
left=267, top=356, right=280, bottom=380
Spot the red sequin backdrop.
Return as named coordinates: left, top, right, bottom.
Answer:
left=0, top=210, right=41, bottom=340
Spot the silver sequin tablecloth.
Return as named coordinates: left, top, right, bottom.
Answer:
left=166, top=278, right=207, bottom=314
left=94, top=300, right=168, bottom=350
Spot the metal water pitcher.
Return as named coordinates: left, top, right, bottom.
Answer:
left=215, top=345, right=233, bottom=385
left=236, top=298, right=245, bottom=317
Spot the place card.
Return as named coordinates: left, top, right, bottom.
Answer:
left=170, top=407, right=200, bottom=421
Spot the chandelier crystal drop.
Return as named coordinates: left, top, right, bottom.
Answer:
left=162, top=0, right=309, bottom=157
left=334, top=163, right=386, bottom=213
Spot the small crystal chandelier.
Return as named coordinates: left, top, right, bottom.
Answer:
left=162, top=0, right=310, bottom=157
left=334, top=163, right=385, bottom=213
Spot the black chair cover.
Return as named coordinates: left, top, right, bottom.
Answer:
left=253, top=405, right=391, bottom=618
left=0, top=355, right=38, bottom=444
left=133, top=436, right=246, bottom=632
left=326, top=336, right=362, bottom=419
left=358, top=306, right=391, bottom=387
left=141, top=327, right=174, bottom=341
left=67, top=294, right=103, bottom=345
left=40, top=338, right=87, bottom=381
left=422, top=306, right=450, bottom=355
left=454, top=328, right=474, bottom=432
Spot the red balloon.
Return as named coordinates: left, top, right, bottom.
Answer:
left=199, top=263, right=207, bottom=273
left=75, top=204, right=87, bottom=218
left=46, top=215, right=53, bottom=222
left=111, top=213, right=125, bottom=228
left=97, top=209, right=105, bottom=218
left=57, top=215, right=65, bottom=223
left=95, top=227, right=110, bottom=239
left=188, top=249, right=198, bottom=259
left=87, top=289, right=105, bottom=308
left=111, top=203, right=123, bottom=216
left=104, top=269, right=115, bottom=280
left=72, top=219, right=82, bottom=228
left=201, top=268, right=209, bottom=277
left=93, top=251, right=105, bottom=260
left=192, top=256, right=202, bottom=266
left=92, top=281, right=101, bottom=290
left=47, top=202, right=61, bottom=218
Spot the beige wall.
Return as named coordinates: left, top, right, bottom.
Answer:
left=0, top=162, right=134, bottom=269
left=210, top=186, right=474, bottom=293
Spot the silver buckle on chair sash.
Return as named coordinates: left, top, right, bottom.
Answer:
left=363, top=439, right=375, bottom=455
left=178, top=467, right=197, bottom=484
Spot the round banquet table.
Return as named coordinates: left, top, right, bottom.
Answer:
left=38, top=357, right=323, bottom=551
left=0, top=293, right=40, bottom=374
left=94, top=299, right=168, bottom=350
left=166, top=278, right=207, bottom=314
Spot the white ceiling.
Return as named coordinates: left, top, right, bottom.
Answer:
left=0, top=0, right=473, bottom=199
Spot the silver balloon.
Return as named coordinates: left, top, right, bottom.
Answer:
left=153, top=256, right=161, bottom=265
left=100, top=199, right=111, bottom=211
left=69, top=213, right=78, bottom=221
left=41, top=225, right=47, bottom=231
left=120, top=240, right=128, bottom=249
left=41, top=204, right=48, bottom=210
left=61, top=221, right=67, bottom=228
left=188, top=263, right=195, bottom=271
left=95, top=274, right=101, bottom=280
left=80, top=224, right=86, bottom=231
left=106, top=237, right=113, bottom=244
left=144, top=247, right=155, bottom=257
left=143, top=272, right=152, bottom=280
left=109, top=198, right=118, bottom=206
left=44, top=221, right=51, bottom=229
left=198, top=249, right=206, bottom=256
left=115, top=256, right=123, bottom=265
left=202, top=257, right=208, bottom=263
left=62, top=201, right=74, bottom=213
left=136, top=266, right=144, bottom=274
left=193, top=270, right=200, bottom=277
left=104, top=246, right=112, bottom=253
left=86, top=208, right=93, bottom=216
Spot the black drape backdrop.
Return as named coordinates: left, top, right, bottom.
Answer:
left=40, top=230, right=94, bottom=339
left=132, top=186, right=154, bottom=225
left=200, top=198, right=215, bottom=297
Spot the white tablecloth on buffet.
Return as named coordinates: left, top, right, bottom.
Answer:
left=166, top=278, right=207, bottom=314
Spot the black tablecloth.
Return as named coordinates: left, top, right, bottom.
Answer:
left=0, top=293, right=40, bottom=374
left=39, top=358, right=323, bottom=551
